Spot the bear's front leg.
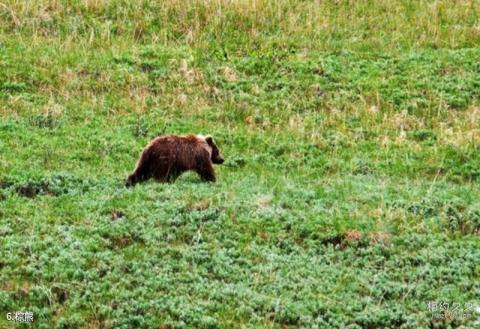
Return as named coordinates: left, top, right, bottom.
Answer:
left=196, top=160, right=216, bottom=182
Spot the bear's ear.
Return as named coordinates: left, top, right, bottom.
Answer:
left=205, top=135, right=214, bottom=145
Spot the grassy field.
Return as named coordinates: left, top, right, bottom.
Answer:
left=1, top=0, right=480, bottom=328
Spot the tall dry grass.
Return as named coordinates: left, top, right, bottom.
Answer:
left=1, top=0, right=479, bottom=50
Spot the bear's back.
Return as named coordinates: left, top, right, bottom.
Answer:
left=148, top=135, right=210, bottom=167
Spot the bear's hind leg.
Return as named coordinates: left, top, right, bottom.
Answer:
left=126, top=170, right=149, bottom=187
left=125, top=152, right=152, bottom=187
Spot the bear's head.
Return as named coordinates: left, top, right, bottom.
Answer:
left=206, top=136, right=224, bottom=164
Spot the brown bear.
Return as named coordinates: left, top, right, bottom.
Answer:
left=125, top=134, right=224, bottom=187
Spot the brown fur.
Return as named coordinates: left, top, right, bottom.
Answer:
left=125, top=134, right=224, bottom=187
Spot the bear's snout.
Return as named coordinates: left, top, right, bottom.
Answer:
left=214, top=157, right=224, bottom=164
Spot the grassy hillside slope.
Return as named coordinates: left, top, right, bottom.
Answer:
left=1, top=1, right=479, bottom=328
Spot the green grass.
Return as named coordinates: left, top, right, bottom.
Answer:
left=1, top=1, right=480, bottom=328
